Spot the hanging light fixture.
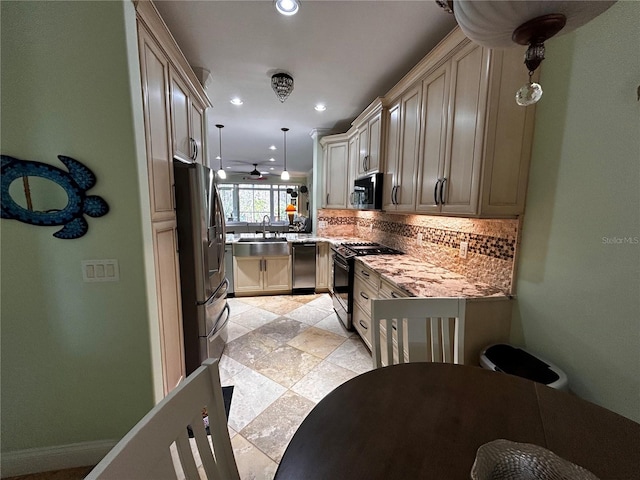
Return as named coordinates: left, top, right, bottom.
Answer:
left=215, top=124, right=226, bottom=179
left=285, top=203, right=297, bottom=225
left=438, top=1, right=616, bottom=106
left=271, top=72, right=294, bottom=103
left=280, top=127, right=290, bottom=181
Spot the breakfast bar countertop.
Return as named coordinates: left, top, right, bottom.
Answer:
left=356, top=255, right=509, bottom=299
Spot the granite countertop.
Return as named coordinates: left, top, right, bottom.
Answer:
left=356, top=255, right=508, bottom=299
left=225, top=233, right=360, bottom=244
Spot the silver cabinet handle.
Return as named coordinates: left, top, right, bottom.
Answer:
left=434, top=179, right=440, bottom=205
left=359, top=319, right=368, bottom=330
left=326, top=193, right=329, bottom=205
left=360, top=291, right=369, bottom=300
left=391, top=292, right=400, bottom=298
left=440, top=177, right=447, bottom=205
left=361, top=270, right=369, bottom=277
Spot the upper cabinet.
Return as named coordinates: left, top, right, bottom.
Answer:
left=320, top=134, right=349, bottom=209
left=170, top=70, right=206, bottom=164
left=353, top=99, right=384, bottom=176
left=387, top=28, right=536, bottom=217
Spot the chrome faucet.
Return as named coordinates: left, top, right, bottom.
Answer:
left=262, top=214, right=271, bottom=238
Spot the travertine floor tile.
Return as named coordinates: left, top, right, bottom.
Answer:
left=227, top=297, right=256, bottom=316
left=287, top=327, right=346, bottom=358
left=252, top=316, right=310, bottom=346
left=226, top=320, right=251, bottom=342
left=227, top=368, right=286, bottom=432
left=291, top=359, right=358, bottom=403
left=313, top=311, right=354, bottom=338
left=287, top=303, right=336, bottom=326
left=326, top=337, right=373, bottom=375
left=252, top=345, right=322, bottom=388
left=231, top=434, right=278, bottom=480
left=230, top=306, right=279, bottom=330
left=218, top=354, right=247, bottom=385
left=241, top=391, right=315, bottom=463
left=306, top=294, right=334, bottom=310
left=225, top=332, right=279, bottom=367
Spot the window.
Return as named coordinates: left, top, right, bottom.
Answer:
left=218, top=183, right=301, bottom=222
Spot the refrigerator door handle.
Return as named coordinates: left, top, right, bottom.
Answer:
left=206, top=302, right=230, bottom=339
left=197, top=277, right=228, bottom=306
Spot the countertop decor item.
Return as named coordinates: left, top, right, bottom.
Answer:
left=471, top=439, right=600, bottom=480
left=1, top=154, right=109, bottom=239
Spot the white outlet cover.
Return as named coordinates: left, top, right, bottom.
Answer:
left=82, top=259, right=119, bottom=282
left=417, top=233, right=423, bottom=245
left=459, top=241, right=468, bottom=259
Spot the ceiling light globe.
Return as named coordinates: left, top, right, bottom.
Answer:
left=315, top=104, right=326, bottom=112
left=281, top=170, right=290, bottom=181
left=217, top=169, right=227, bottom=179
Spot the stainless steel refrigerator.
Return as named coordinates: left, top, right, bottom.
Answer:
left=174, top=160, right=229, bottom=375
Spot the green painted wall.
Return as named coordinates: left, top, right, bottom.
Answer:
left=513, top=1, right=640, bottom=422
left=1, top=1, right=154, bottom=452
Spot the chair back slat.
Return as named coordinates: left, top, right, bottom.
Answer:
left=86, top=358, right=240, bottom=480
left=371, top=298, right=466, bottom=368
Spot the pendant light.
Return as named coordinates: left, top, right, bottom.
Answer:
left=280, top=127, right=290, bottom=181
left=215, top=124, right=226, bottom=179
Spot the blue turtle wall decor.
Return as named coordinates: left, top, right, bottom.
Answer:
left=1, top=155, right=109, bottom=239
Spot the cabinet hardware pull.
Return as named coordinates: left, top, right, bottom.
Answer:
left=434, top=179, right=440, bottom=205
left=360, top=291, right=369, bottom=300
left=326, top=193, right=329, bottom=205
left=391, top=292, right=400, bottom=298
left=361, top=270, right=369, bottom=277
left=440, top=177, right=447, bottom=205
left=359, top=320, right=368, bottom=330
left=393, top=185, right=400, bottom=205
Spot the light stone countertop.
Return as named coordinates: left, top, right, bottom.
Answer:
left=355, top=255, right=509, bottom=299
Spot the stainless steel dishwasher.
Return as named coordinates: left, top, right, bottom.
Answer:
left=292, top=242, right=316, bottom=293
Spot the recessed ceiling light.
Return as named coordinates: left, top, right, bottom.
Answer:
left=230, top=97, right=243, bottom=106
left=215, top=155, right=221, bottom=160
left=275, top=0, right=299, bottom=16
left=269, top=158, right=275, bottom=162
left=314, top=104, right=326, bottom=112
left=270, top=167, right=274, bottom=170
left=269, top=145, right=277, bottom=151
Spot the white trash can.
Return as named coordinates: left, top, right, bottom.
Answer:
left=480, top=344, right=568, bottom=391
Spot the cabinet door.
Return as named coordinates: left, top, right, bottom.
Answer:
left=347, top=134, right=359, bottom=208
left=152, top=220, right=185, bottom=394
left=325, top=141, right=349, bottom=208
left=356, top=127, right=368, bottom=176
left=395, top=86, right=422, bottom=212
left=138, top=27, right=174, bottom=222
left=315, top=242, right=330, bottom=290
left=264, top=256, right=291, bottom=291
left=383, top=102, right=400, bottom=211
left=353, top=302, right=372, bottom=350
left=234, top=257, right=263, bottom=293
left=416, top=62, right=450, bottom=213
left=367, top=113, right=381, bottom=173
left=170, top=70, right=192, bottom=163
left=441, top=42, right=489, bottom=215
left=190, top=97, right=205, bottom=165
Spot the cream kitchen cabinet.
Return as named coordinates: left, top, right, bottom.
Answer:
left=346, top=132, right=360, bottom=209
left=234, top=256, right=291, bottom=295
left=414, top=31, right=535, bottom=217
left=170, top=70, right=206, bottom=164
left=315, top=242, right=331, bottom=292
left=354, top=99, right=383, bottom=176
left=383, top=85, right=422, bottom=212
left=136, top=1, right=212, bottom=396
left=320, top=134, right=349, bottom=208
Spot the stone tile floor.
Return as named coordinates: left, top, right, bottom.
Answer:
left=223, top=293, right=373, bottom=479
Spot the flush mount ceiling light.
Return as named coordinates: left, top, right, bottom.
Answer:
left=215, top=124, right=226, bottom=180
left=438, top=0, right=616, bottom=106
left=271, top=72, right=294, bottom=103
left=280, top=127, right=290, bottom=181
left=275, top=0, right=300, bottom=16
left=269, top=145, right=277, bottom=151
left=314, top=104, right=327, bottom=112
left=230, top=97, right=243, bottom=106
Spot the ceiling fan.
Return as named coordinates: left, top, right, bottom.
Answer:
left=247, top=163, right=265, bottom=180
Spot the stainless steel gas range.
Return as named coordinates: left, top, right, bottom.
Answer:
left=330, top=242, right=403, bottom=330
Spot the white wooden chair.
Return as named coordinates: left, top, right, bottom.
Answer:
left=86, top=358, right=240, bottom=480
left=371, top=297, right=466, bottom=368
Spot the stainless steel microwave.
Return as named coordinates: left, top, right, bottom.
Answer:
left=352, top=173, right=383, bottom=210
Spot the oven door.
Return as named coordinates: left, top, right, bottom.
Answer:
left=332, top=250, right=352, bottom=330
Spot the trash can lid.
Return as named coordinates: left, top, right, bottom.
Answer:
left=484, top=344, right=560, bottom=385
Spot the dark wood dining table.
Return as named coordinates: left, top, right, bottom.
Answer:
left=275, top=363, right=640, bottom=480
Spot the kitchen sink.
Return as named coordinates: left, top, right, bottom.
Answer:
left=233, top=238, right=290, bottom=257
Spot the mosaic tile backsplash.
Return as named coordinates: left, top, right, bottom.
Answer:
left=317, top=209, right=519, bottom=293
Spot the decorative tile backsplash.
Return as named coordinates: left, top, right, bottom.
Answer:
left=317, top=209, right=519, bottom=293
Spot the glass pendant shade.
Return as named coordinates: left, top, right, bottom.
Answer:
left=215, top=124, right=226, bottom=179
left=452, top=1, right=616, bottom=49
left=515, top=81, right=543, bottom=106
left=280, top=127, right=290, bottom=180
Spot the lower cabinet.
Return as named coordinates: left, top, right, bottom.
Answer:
left=315, top=242, right=331, bottom=292
left=234, top=256, right=291, bottom=295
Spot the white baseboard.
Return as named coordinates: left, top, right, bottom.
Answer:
left=1, top=439, right=116, bottom=478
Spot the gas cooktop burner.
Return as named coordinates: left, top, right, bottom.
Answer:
left=342, top=242, right=404, bottom=256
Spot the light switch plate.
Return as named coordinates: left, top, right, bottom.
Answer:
left=82, top=259, right=119, bottom=282
left=318, top=221, right=327, bottom=229
left=417, top=233, right=423, bottom=245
